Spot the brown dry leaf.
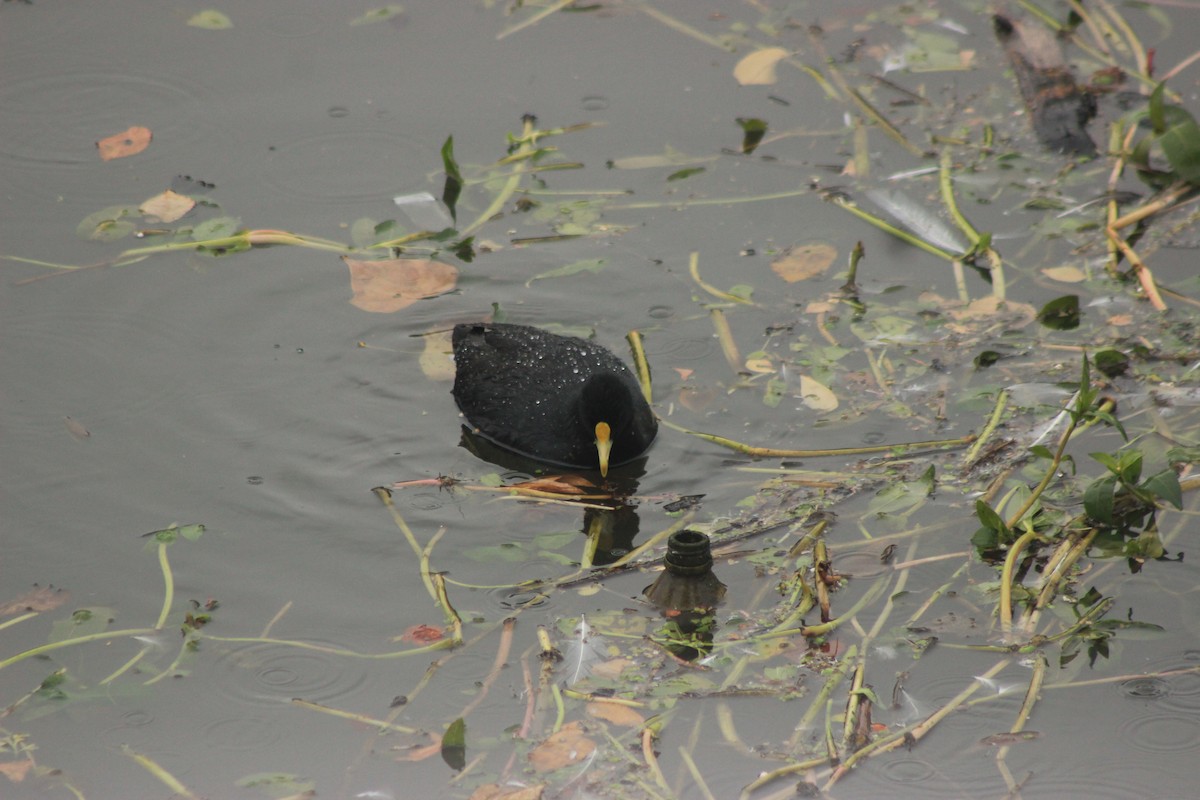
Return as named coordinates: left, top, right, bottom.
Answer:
left=528, top=721, right=596, bottom=772
left=733, top=47, right=789, bottom=85
left=420, top=328, right=455, bottom=381
left=513, top=475, right=598, bottom=496
left=0, top=585, right=71, bottom=616
left=772, top=243, right=837, bottom=283
left=468, top=783, right=545, bottom=800
left=1042, top=265, right=1086, bottom=283
left=0, top=760, right=33, bottom=782
left=586, top=700, right=645, bottom=727
left=97, top=126, right=152, bottom=160
left=946, top=296, right=1037, bottom=326
left=799, top=375, right=838, bottom=412
left=139, top=189, right=195, bottom=223
left=343, top=257, right=458, bottom=313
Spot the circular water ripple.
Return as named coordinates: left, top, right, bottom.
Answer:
left=879, top=757, right=937, bottom=784
left=2, top=308, right=206, bottom=439
left=1142, top=651, right=1200, bottom=714
left=0, top=69, right=222, bottom=199
left=902, top=673, right=1025, bottom=735
left=211, top=641, right=368, bottom=707
left=1120, top=676, right=1171, bottom=700
left=1013, top=768, right=1166, bottom=800
left=200, top=716, right=282, bottom=751
left=490, top=587, right=553, bottom=611
left=261, top=129, right=430, bottom=203
left=1117, top=710, right=1200, bottom=754
left=845, top=752, right=995, bottom=800
left=644, top=334, right=716, bottom=363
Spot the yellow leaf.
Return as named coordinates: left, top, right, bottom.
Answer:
left=799, top=375, right=838, bottom=411
left=420, top=328, right=455, bottom=381
left=1042, top=265, right=1086, bottom=283
left=734, top=47, right=789, bottom=86
left=745, top=357, right=775, bottom=374
left=139, top=189, right=195, bottom=223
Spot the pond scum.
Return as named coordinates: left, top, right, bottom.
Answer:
left=5, top=1, right=1200, bottom=798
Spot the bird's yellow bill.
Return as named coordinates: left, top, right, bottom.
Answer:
left=595, top=422, right=612, bottom=477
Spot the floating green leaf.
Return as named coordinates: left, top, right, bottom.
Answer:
left=525, top=258, right=604, bottom=287
left=187, top=10, right=233, bottom=29
left=350, top=5, right=404, bottom=25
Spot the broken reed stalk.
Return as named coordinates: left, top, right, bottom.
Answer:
left=657, top=416, right=976, bottom=458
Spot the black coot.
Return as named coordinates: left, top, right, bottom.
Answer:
left=451, top=322, right=656, bottom=475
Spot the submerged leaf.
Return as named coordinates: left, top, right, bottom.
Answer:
left=772, top=243, right=837, bottom=283
left=350, top=5, right=404, bottom=26
left=1037, top=295, right=1080, bottom=330
left=343, top=256, right=458, bottom=312
left=525, top=258, right=604, bottom=287
left=0, top=585, right=72, bottom=616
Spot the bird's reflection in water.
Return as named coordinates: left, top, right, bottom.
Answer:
left=457, top=426, right=648, bottom=566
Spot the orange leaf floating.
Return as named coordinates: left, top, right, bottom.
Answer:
left=343, top=256, right=458, bottom=313
left=586, top=700, right=645, bottom=727
left=468, top=783, right=545, bottom=800
left=527, top=721, right=596, bottom=772
left=97, top=126, right=152, bottom=161
left=0, top=585, right=72, bottom=616
left=771, top=242, right=836, bottom=283
left=400, top=624, right=445, bottom=644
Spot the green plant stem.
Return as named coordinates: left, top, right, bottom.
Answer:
left=154, top=541, right=174, bottom=630
left=459, top=117, right=536, bottom=236
left=373, top=487, right=439, bottom=606
left=831, top=196, right=959, bottom=261
left=939, top=149, right=981, bottom=245
left=964, top=389, right=1011, bottom=464
left=999, top=530, right=1040, bottom=632
left=787, top=645, right=856, bottom=753
left=0, top=628, right=158, bottom=672
left=998, top=652, right=1047, bottom=780
left=123, top=745, right=199, bottom=800
left=200, top=633, right=454, bottom=659
left=825, top=658, right=1011, bottom=786
left=657, top=416, right=975, bottom=458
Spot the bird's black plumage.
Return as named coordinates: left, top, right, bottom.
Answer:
left=451, top=322, right=656, bottom=474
